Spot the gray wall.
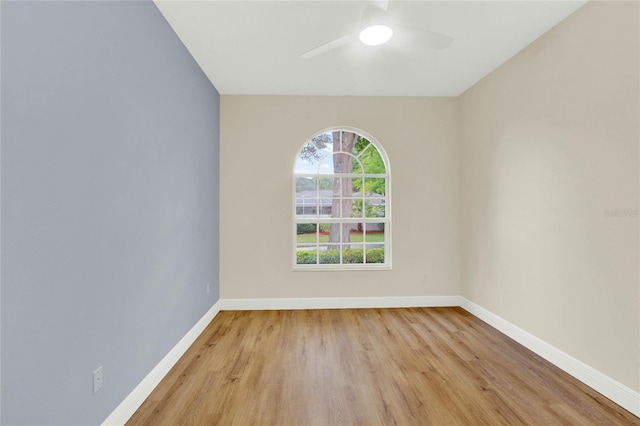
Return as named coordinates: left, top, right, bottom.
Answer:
left=1, top=1, right=220, bottom=424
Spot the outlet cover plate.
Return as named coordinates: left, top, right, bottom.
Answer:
left=93, top=366, right=104, bottom=394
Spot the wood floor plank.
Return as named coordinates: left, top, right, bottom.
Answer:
left=127, top=307, right=640, bottom=426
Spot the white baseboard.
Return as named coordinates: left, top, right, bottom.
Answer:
left=102, top=296, right=639, bottom=424
left=459, top=297, right=640, bottom=418
left=218, top=295, right=461, bottom=311
left=102, top=300, right=223, bottom=426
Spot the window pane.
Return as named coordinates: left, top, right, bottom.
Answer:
left=360, top=145, right=386, bottom=174
left=329, top=199, right=340, bottom=218
left=364, top=223, right=385, bottom=243
left=327, top=223, right=342, bottom=245
left=296, top=140, right=328, bottom=174
left=295, top=177, right=317, bottom=195
left=328, top=198, right=357, bottom=219
left=364, top=199, right=385, bottom=218
left=364, top=178, right=385, bottom=196
left=365, top=247, right=385, bottom=264
left=317, top=156, right=334, bottom=174
left=312, top=133, right=333, bottom=151
left=350, top=199, right=365, bottom=218
left=342, top=198, right=354, bottom=219
left=326, top=223, right=348, bottom=245
left=296, top=247, right=318, bottom=265
left=339, top=177, right=354, bottom=197
left=344, top=247, right=364, bottom=264
left=295, top=198, right=319, bottom=217
left=319, top=248, right=340, bottom=264
left=353, top=137, right=370, bottom=156
left=363, top=222, right=385, bottom=265
left=332, top=152, right=354, bottom=175
left=296, top=226, right=318, bottom=243
left=318, top=177, right=333, bottom=191
left=340, top=131, right=359, bottom=153
left=318, top=223, right=331, bottom=250
left=319, top=194, right=332, bottom=216
left=352, top=176, right=364, bottom=194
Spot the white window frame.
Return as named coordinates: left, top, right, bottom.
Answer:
left=293, top=127, right=391, bottom=271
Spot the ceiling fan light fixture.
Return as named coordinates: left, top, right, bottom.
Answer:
left=359, top=24, right=393, bottom=46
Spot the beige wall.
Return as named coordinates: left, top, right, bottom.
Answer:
left=220, top=0, right=638, bottom=394
left=221, top=96, right=460, bottom=298
left=460, top=0, right=639, bottom=391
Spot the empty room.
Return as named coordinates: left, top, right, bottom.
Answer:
left=1, top=0, right=639, bottom=425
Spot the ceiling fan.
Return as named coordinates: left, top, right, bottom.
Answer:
left=300, top=0, right=453, bottom=59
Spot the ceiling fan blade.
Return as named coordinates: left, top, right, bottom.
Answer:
left=398, top=25, right=453, bottom=50
left=300, top=34, right=356, bottom=59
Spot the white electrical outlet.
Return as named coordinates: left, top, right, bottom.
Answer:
left=93, top=366, right=104, bottom=394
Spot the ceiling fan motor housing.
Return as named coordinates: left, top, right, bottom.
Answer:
left=362, top=6, right=389, bottom=28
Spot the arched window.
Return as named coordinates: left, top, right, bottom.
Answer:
left=293, top=128, right=391, bottom=269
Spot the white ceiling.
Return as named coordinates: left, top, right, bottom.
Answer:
left=154, top=0, right=587, bottom=96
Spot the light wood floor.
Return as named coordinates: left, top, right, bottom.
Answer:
left=127, top=307, right=639, bottom=425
